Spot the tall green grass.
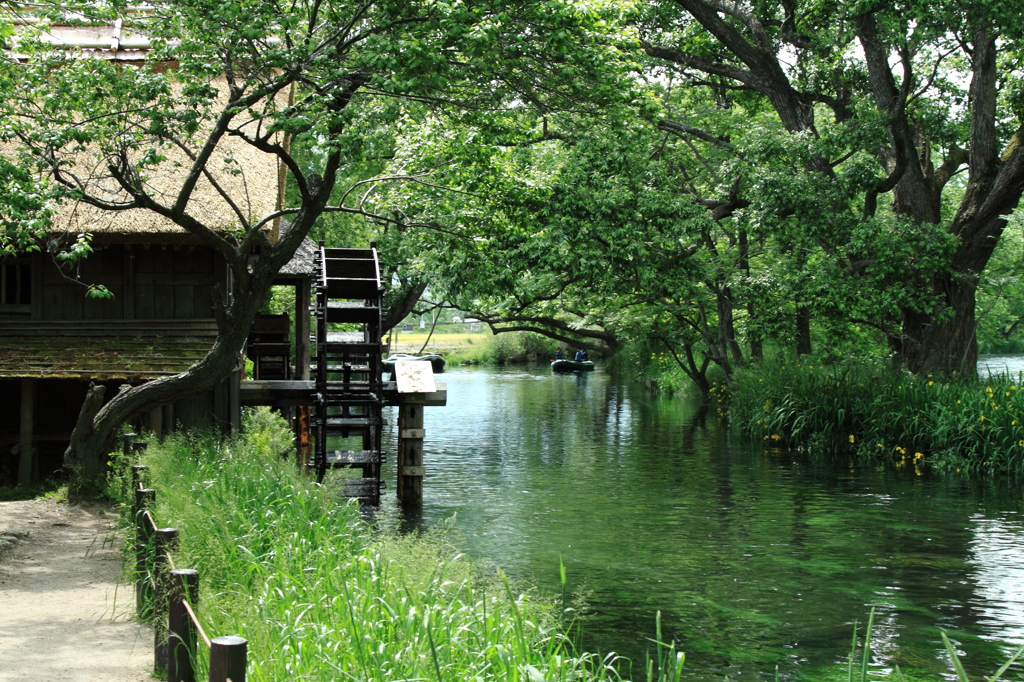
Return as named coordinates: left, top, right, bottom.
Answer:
left=729, top=358, right=1024, bottom=476
left=120, top=408, right=667, bottom=682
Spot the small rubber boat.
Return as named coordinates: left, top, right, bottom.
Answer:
left=550, top=359, right=595, bottom=373
left=383, top=353, right=446, bottom=374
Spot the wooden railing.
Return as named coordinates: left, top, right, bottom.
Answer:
left=129, top=449, right=248, bottom=682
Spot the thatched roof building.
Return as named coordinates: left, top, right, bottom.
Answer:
left=1, top=18, right=310, bottom=486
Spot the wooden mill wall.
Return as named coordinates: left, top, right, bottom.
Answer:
left=33, top=243, right=221, bottom=320
left=1, top=242, right=238, bottom=486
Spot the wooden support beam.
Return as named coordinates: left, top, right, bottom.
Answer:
left=18, top=378, right=35, bottom=486
left=397, top=402, right=424, bottom=505
left=295, top=278, right=311, bottom=381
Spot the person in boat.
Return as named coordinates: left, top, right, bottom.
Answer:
left=574, top=348, right=587, bottom=362
left=554, top=348, right=564, bottom=360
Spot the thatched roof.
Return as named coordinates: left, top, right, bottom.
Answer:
left=6, top=20, right=285, bottom=243
left=277, top=234, right=317, bottom=277
left=48, top=124, right=283, bottom=239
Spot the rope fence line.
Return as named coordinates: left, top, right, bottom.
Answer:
left=128, top=441, right=248, bottom=682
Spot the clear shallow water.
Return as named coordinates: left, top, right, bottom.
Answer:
left=979, top=354, right=1024, bottom=379
left=381, top=366, right=1024, bottom=680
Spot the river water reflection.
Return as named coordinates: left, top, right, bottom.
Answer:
left=382, top=366, right=1024, bottom=680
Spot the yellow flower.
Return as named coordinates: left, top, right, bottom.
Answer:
left=1019, top=440, right=1024, bottom=448
left=848, top=435, right=856, bottom=444
left=914, top=452, right=924, bottom=462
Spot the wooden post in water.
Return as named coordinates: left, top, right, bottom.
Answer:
left=209, top=636, right=247, bottom=682
left=168, top=569, right=199, bottom=682
left=154, top=527, right=180, bottom=671
left=389, top=363, right=445, bottom=506
left=397, top=401, right=425, bottom=505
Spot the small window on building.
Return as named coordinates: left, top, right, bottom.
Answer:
left=0, top=261, right=32, bottom=310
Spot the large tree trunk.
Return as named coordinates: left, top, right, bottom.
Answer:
left=899, top=276, right=978, bottom=375
left=858, top=18, right=1024, bottom=377
left=382, top=278, right=428, bottom=332
left=64, top=383, right=108, bottom=494
left=902, top=127, right=1024, bottom=375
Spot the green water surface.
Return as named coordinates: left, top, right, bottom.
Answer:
left=381, top=366, right=1024, bottom=681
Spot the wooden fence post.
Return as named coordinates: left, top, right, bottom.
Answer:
left=168, top=569, right=199, bottom=682
left=132, top=464, right=148, bottom=488
left=209, top=636, right=247, bottom=682
left=123, top=432, right=138, bottom=458
left=154, top=527, right=180, bottom=672
left=134, top=488, right=156, bottom=615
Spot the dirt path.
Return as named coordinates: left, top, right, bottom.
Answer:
left=0, top=498, right=152, bottom=681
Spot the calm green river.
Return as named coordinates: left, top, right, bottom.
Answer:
left=382, top=366, right=1024, bottom=681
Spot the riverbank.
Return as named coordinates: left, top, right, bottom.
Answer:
left=728, top=357, right=1024, bottom=476
left=120, top=408, right=668, bottom=682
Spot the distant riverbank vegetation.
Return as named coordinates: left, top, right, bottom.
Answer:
left=386, top=328, right=561, bottom=367
left=626, top=347, right=1024, bottom=478
left=730, top=358, right=1024, bottom=477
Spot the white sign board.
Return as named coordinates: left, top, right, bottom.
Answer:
left=395, top=361, right=436, bottom=393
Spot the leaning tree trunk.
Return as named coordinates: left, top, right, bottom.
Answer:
left=64, top=383, right=109, bottom=492
left=63, top=298, right=260, bottom=495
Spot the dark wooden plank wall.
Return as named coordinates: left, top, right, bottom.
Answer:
left=1, top=244, right=237, bottom=478
left=39, top=244, right=219, bottom=321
